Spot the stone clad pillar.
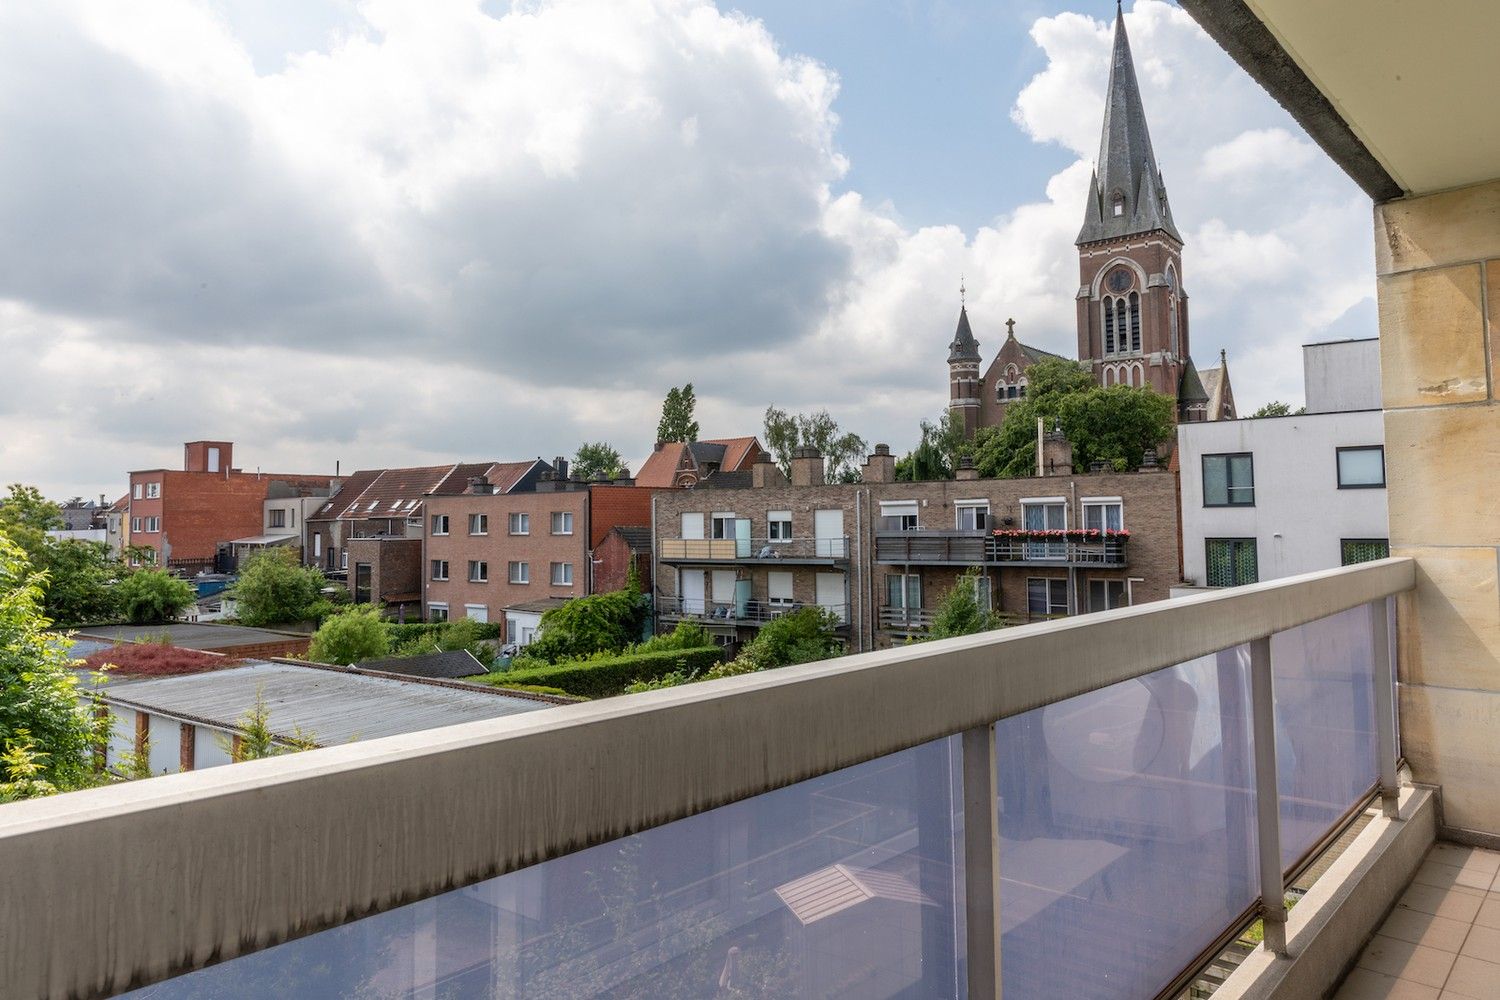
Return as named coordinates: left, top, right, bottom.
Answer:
left=1378, top=178, right=1500, bottom=840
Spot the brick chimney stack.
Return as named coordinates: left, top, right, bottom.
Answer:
left=752, top=458, right=788, bottom=489
left=789, top=447, right=825, bottom=487
left=955, top=455, right=979, bottom=481
left=1042, top=428, right=1073, bottom=477
left=861, top=444, right=896, bottom=484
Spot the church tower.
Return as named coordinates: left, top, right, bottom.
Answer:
left=947, top=290, right=983, bottom=438
left=1076, top=4, right=1196, bottom=419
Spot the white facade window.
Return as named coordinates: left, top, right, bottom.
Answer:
left=468, top=560, right=488, bottom=583
left=144, top=517, right=161, bottom=533
left=132, top=484, right=143, bottom=500
left=313, top=534, right=322, bottom=558
left=207, top=447, right=220, bottom=473
left=710, top=512, right=736, bottom=540
left=267, top=509, right=287, bottom=529
left=431, top=560, right=449, bottom=582
left=711, top=569, right=736, bottom=603
left=551, top=511, right=573, bottom=535
left=428, top=603, right=449, bottom=623
left=768, top=571, right=794, bottom=606
left=1082, top=498, right=1124, bottom=532
left=880, top=501, right=918, bottom=531
left=509, top=512, right=529, bottom=535
left=145, top=482, right=160, bottom=499
left=885, top=573, right=921, bottom=610
left=131, top=517, right=142, bottom=532
left=431, top=514, right=449, bottom=535
left=469, top=513, right=489, bottom=535
left=509, top=561, right=529, bottom=584
left=680, top=513, right=705, bottom=540
left=551, top=562, right=573, bottom=586
left=1337, top=446, right=1385, bottom=488
left=768, top=511, right=793, bottom=541
left=340, top=549, right=348, bottom=570
left=464, top=604, right=488, bottom=624
left=955, top=500, right=990, bottom=531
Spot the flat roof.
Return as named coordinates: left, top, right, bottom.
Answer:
left=104, top=662, right=550, bottom=744
left=73, top=623, right=307, bottom=651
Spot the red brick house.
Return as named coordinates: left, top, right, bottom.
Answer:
left=126, top=441, right=334, bottom=574
left=635, top=437, right=768, bottom=489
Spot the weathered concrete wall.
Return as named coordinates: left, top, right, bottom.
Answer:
left=1377, top=177, right=1500, bottom=839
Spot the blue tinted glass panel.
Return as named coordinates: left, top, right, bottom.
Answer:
left=1271, top=603, right=1379, bottom=869
left=119, top=738, right=963, bottom=999
left=996, top=647, right=1259, bottom=999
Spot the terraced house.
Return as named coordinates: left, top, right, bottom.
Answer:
left=651, top=442, right=1181, bottom=652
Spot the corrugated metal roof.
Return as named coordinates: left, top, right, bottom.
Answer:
left=105, top=662, right=549, bottom=745
left=357, top=649, right=486, bottom=679
left=73, top=623, right=306, bottom=651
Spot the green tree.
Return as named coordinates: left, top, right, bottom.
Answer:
left=520, top=588, right=647, bottom=665
left=231, top=548, right=329, bottom=626
left=1250, top=400, right=1306, bottom=417
left=114, top=569, right=196, bottom=624
left=762, top=406, right=868, bottom=483
left=0, top=534, right=107, bottom=798
left=896, top=410, right=972, bottom=482
left=973, top=358, right=1174, bottom=478
left=656, top=384, right=700, bottom=443
left=926, top=569, right=1000, bottom=640
left=735, top=606, right=844, bottom=671
left=308, top=604, right=390, bottom=665
left=572, top=441, right=627, bottom=481
left=0, top=484, right=122, bottom=626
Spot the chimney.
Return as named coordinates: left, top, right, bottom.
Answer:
left=752, top=459, right=788, bottom=489
left=861, top=444, right=896, bottom=484
left=789, top=447, right=825, bottom=487
left=1041, top=428, right=1073, bottom=477
left=955, top=455, right=979, bottom=481
left=1139, top=447, right=1161, bottom=472
left=553, top=456, right=569, bottom=480
left=467, top=476, right=494, bottom=495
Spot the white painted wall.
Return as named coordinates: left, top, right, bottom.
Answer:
left=1178, top=410, right=1388, bottom=586
left=195, top=726, right=234, bottom=768
left=1304, top=339, right=1380, bottom=413
left=148, top=715, right=178, bottom=776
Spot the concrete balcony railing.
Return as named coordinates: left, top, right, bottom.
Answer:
left=657, top=594, right=851, bottom=628
left=875, top=529, right=1128, bottom=567
left=658, top=535, right=851, bottom=564
left=0, top=558, right=1415, bottom=1000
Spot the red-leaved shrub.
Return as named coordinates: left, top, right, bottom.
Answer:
left=81, top=644, right=240, bottom=678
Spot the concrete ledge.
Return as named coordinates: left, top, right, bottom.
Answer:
left=1215, top=785, right=1437, bottom=1000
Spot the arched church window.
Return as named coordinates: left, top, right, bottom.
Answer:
left=1115, top=299, right=1128, bottom=353
left=1128, top=291, right=1141, bottom=353
left=1166, top=264, right=1180, bottom=356
left=1104, top=299, right=1115, bottom=354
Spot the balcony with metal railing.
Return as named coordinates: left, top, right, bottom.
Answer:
left=0, top=559, right=1432, bottom=1000
left=875, top=528, right=1129, bottom=567
left=657, top=594, right=850, bottom=629
left=658, top=535, right=852, bottom=565
left=878, top=605, right=1052, bottom=634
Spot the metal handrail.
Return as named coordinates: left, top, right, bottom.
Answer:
left=0, top=558, right=1415, bottom=998
left=656, top=594, right=851, bottom=626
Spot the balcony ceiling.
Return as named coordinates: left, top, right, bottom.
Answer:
left=1183, top=0, right=1500, bottom=199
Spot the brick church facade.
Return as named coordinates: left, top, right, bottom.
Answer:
left=949, top=5, right=1235, bottom=438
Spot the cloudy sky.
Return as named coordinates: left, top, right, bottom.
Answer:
left=0, top=0, right=1375, bottom=499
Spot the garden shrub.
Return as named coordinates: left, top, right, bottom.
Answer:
left=482, top=645, right=723, bottom=699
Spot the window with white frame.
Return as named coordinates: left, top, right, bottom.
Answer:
left=468, top=560, right=488, bottom=583
left=340, top=549, right=348, bottom=570
left=313, top=534, right=322, bottom=559
left=267, top=509, right=287, bottom=529
left=1082, top=498, right=1124, bottom=532
left=1027, top=578, right=1069, bottom=616
left=144, top=517, right=160, bottom=532
left=768, top=571, right=794, bottom=607
left=132, top=484, right=143, bottom=500
left=955, top=500, right=989, bottom=531
left=768, top=511, right=793, bottom=542
left=431, top=560, right=449, bottom=581
left=428, top=603, right=449, bottom=623
left=711, top=512, right=736, bottom=540
left=131, top=517, right=142, bottom=532
left=469, top=513, right=489, bottom=535
left=509, top=512, right=529, bottom=535
left=431, top=514, right=449, bottom=535
left=880, top=500, right=919, bottom=532
left=971, top=574, right=993, bottom=610
left=680, top=512, right=705, bottom=540
left=551, top=511, right=573, bottom=535
left=145, top=482, right=160, bottom=499
left=509, top=561, right=529, bottom=584
left=885, top=573, right=921, bottom=610
left=551, top=562, right=573, bottom=586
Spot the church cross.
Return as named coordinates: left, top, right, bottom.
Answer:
left=1005, top=318, right=1016, bottom=338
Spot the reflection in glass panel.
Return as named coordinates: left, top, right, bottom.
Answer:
left=1271, top=604, right=1379, bottom=869
left=996, top=647, right=1258, bottom=1000
left=119, top=739, right=964, bottom=1000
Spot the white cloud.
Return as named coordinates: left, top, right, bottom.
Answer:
left=0, top=0, right=1375, bottom=497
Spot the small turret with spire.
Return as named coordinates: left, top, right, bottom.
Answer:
left=946, top=278, right=983, bottom=437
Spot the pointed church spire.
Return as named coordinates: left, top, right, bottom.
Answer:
left=947, top=289, right=981, bottom=363
left=1076, top=4, right=1181, bottom=246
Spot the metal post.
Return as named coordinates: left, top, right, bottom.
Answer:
left=963, top=724, right=1003, bottom=998
left=1250, top=636, right=1288, bottom=957
left=1370, top=598, right=1401, bottom=818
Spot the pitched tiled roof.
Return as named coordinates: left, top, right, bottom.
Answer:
left=1019, top=342, right=1067, bottom=365
left=635, top=437, right=764, bottom=489
left=310, top=462, right=523, bottom=522
left=613, top=526, right=652, bottom=551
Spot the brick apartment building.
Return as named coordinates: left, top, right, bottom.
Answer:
left=126, top=441, right=335, bottom=573
left=424, top=475, right=654, bottom=643
left=650, top=443, right=1181, bottom=652
left=307, top=459, right=549, bottom=619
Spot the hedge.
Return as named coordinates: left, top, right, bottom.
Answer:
left=483, top=645, right=723, bottom=699
left=387, top=621, right=501, bottom=643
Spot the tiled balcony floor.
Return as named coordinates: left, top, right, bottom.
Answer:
left=1334, top=843, right=1500, bottom=999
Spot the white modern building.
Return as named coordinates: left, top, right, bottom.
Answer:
left=1177, top=339, right=1387, bottom=590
